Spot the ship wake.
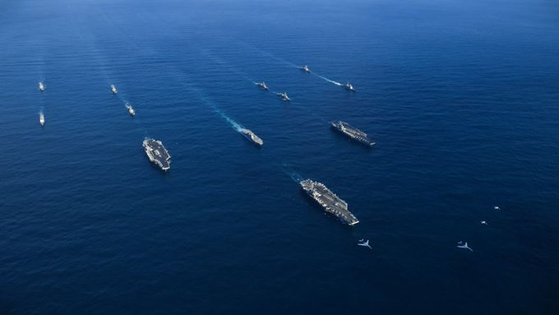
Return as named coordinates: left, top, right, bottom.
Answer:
left=200, top=49, right=254, bottom=84
left=239, top=42, right=299, bottom=69
left=314, top=73, right=342, bottom=86
left=236, top=42, right=343, bottom=87
left=281, top=163, right=303, bottom=183
left=162, top=66, right=245, bottom=133
left=211, top=104, right=243, bottom=132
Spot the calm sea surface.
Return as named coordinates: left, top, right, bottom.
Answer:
left=1, top=0, right=558, bottom=313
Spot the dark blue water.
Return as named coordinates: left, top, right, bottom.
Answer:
left=1, top=0, right=558, bottom=313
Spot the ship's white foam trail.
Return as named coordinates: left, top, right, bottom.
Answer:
left=38, top=59, right=45, bottom=85
left=290, top=172, right=303, bottom=183
left=165, top=66, right=245, bottom=133
left=204, top=97, right=244, bottom=132
left=313, top=73, right=343, bottom=86
left=97, top=7, right=142, bottom=51
left=211, top=105, right=243, bottom=132
left=239, top=42, right=345, bottom=87
left=200, top=49, right=254, bottom=83
left=281, top=163, right=304, bottom=183
left=237, top=41, right=299, bottom=69
left=116, top=93, right=131, bottom=108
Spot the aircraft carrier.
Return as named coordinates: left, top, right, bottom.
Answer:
left=331, top=121, right=375, bottom=147
left=143, top=138, right=171, bottom=171
left=300, top=179, right=359, bottom=226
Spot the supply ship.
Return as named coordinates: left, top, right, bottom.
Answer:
left=143, top=138, right=171, bottom=171
left=300, top=179, right=359, bottom=226
left=331, top=121, right=375, bottom=147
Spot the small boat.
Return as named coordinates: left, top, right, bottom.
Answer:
left=301, top=65, right=310, bottom=73
left=38, top=82, right=45, bottom=91
left=344, top=82, right=356, bottom=92
left=110, top=84, right=118, bottom=94
left=126, top=104, right=135, bottom=116
left=278, top=92, right=291, bottom=101
left=256, top=82, right=268, bottom=90
left=39, top=113, right=45, bottom=127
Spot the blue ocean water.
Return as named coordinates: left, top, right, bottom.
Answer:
left=1, top=0, right=558, bottom=313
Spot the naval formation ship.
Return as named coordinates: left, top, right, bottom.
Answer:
left=143, top=138, right=171, bottom=171
left=331, top=121, right=375, bottom=147
left=27, top=71, right=371, bottom=228
left=300, top=179, right=359, bottom=226
left=240, top=128, right=263, bottom=146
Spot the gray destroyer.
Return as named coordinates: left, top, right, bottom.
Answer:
left=300, top=179, right=359, bottom=226
left=143, top=138, right=171, bottom=171
left=240, top=128, right=263, bottom=146
left=331, top=121, right=375, bottom=147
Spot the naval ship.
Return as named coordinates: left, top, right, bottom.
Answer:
left=331, top=121, right=375, bottom=147
left=126, top=104, right=135, bottom=116
left=143, top=138, right=171, bottom=171
left=278, top=92, right=290, bottom=101
left=300, top=179, right=359, bottom=226
left=256, top=82, right=268, bottom=90
left=240, top=128, right=263, bottom=146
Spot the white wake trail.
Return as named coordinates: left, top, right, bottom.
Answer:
left=213, top=106, right=243, bottom=132
left=281, top=163, right=304, bottom=183
left=237, top=41, right=299, bottom=69
left=167, top=68, right=245, bottom=132
left=200, top=49, right=255, bottom=84
left=314, top=73, right=343, bottom=86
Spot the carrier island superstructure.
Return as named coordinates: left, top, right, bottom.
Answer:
left=300, top=179, right=359, bottom=226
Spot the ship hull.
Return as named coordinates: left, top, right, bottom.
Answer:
left=242, top=133, right=262, bottom=146
left=143, top=139, right=171, bottom=171
left=331, top=122, right=375, bottom=147
left=300, top=179, right=359, bottom=226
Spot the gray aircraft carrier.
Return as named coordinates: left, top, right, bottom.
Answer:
left=331, top=121, right=375, bottom=147
left=300, top=179, right=359, bottom=226
left=143, top=138, right=171, bottom=171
